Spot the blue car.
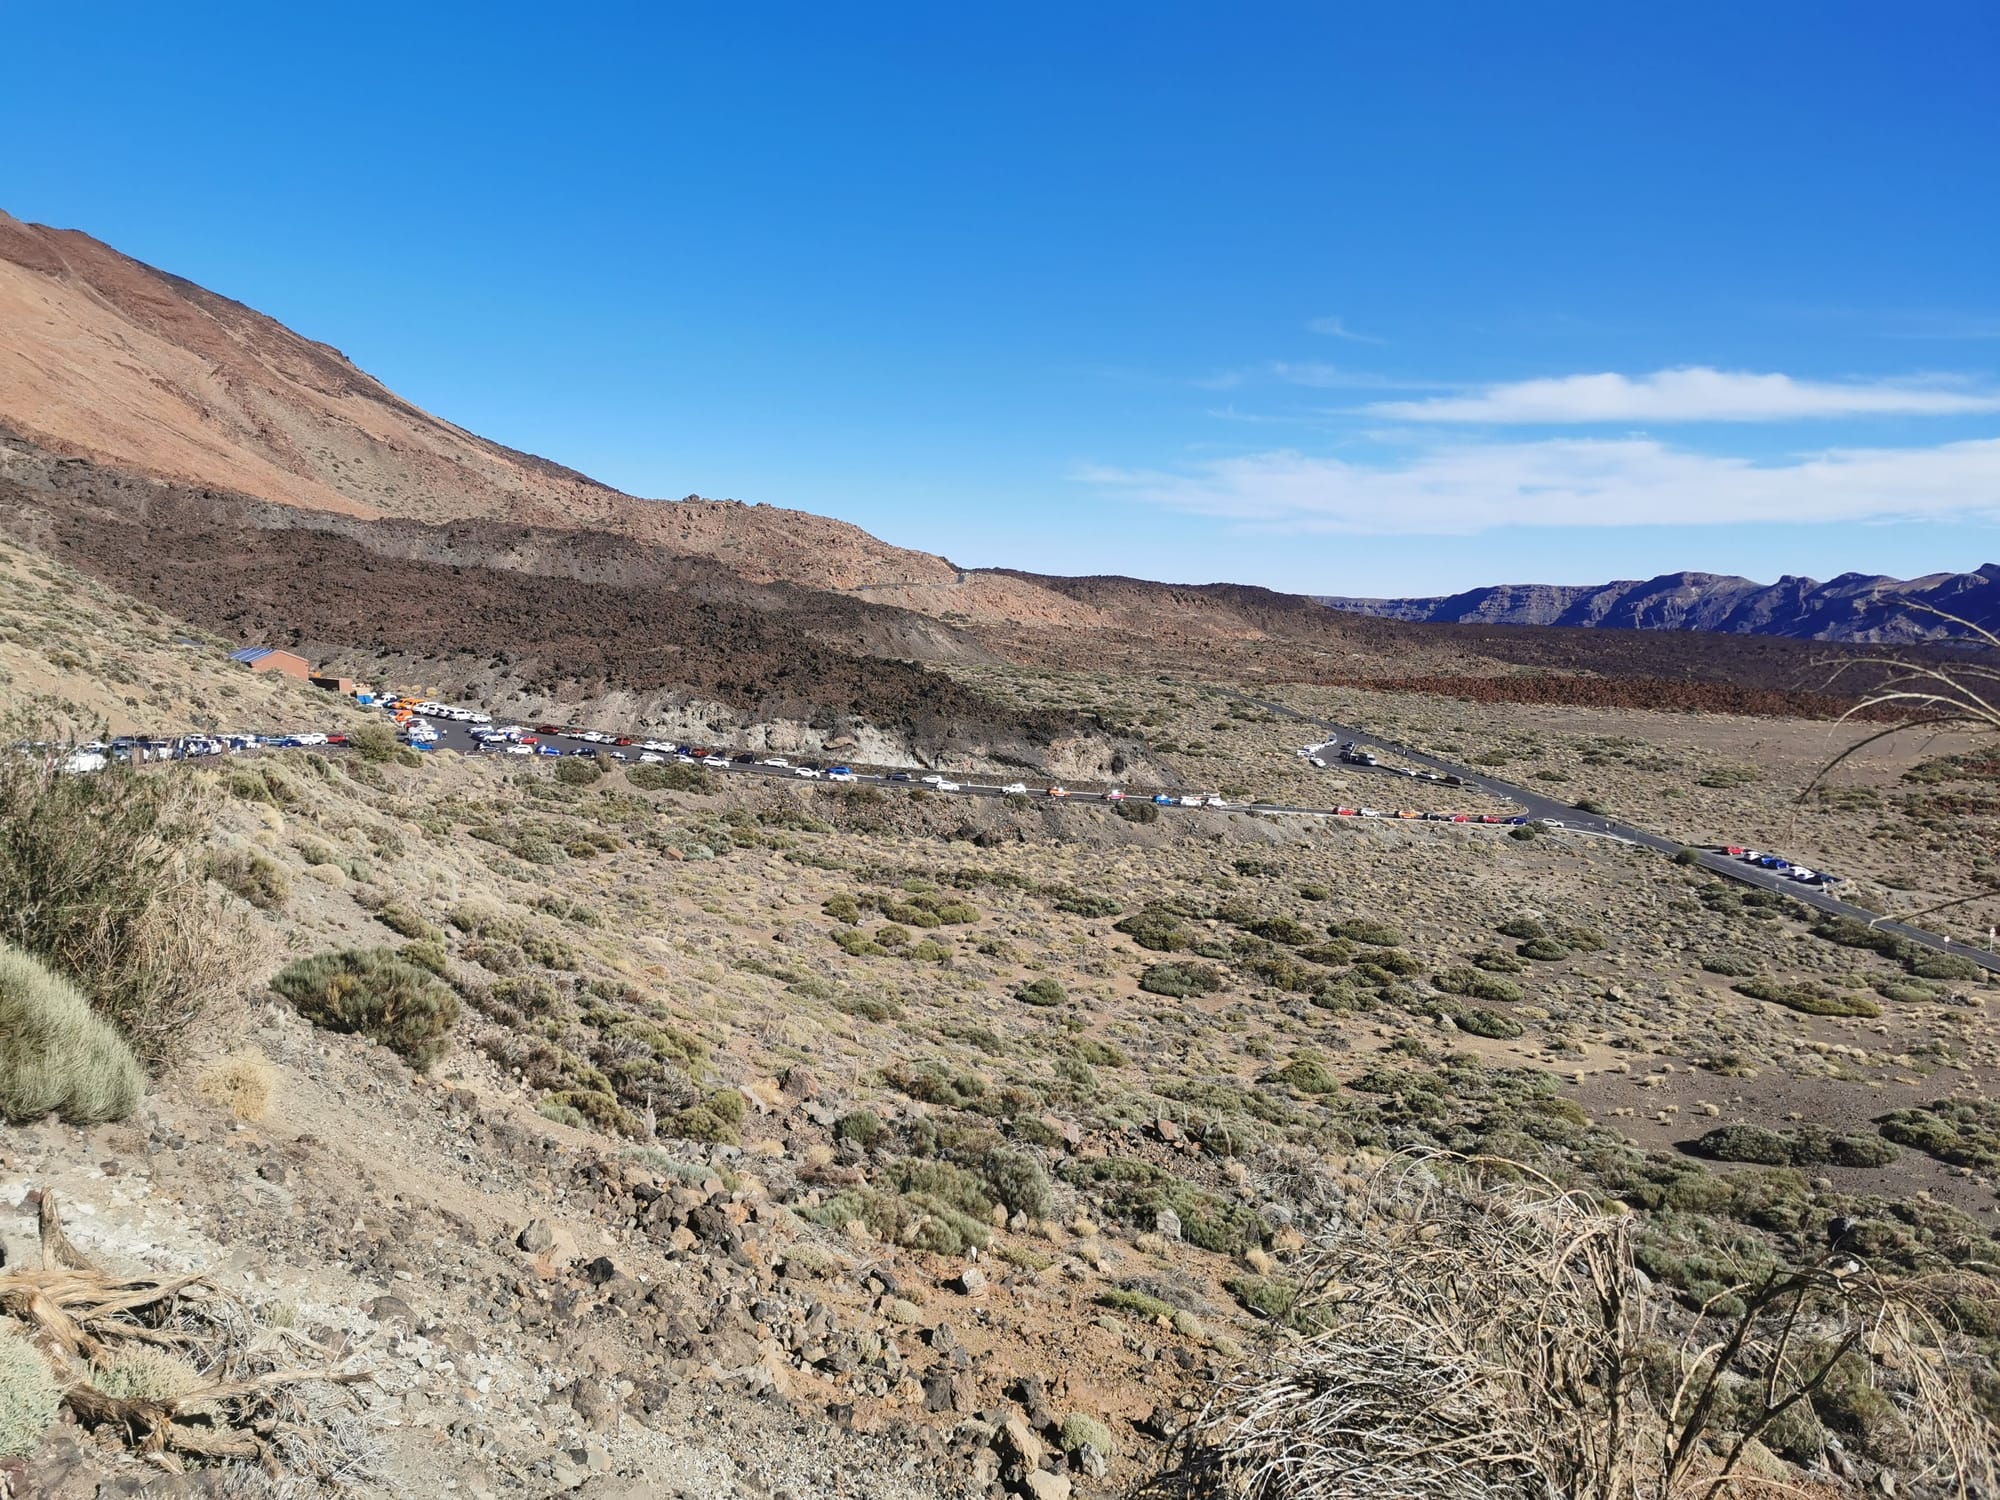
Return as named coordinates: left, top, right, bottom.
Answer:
left=538, top=744, right=562, bottom=756
left=1153, top=794, right=1175, bottom=805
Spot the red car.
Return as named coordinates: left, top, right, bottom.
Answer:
left=535, top=724, right=562, bottom=735
left=520, top=735, right=539, bottom=746
left=1452, top=813, right=1470, bottom=823
left=326, top=733, right=349, bottom=746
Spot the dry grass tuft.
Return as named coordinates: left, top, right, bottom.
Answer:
left=1151, top=1151, right=1998, bottom=1500
left=199, top=1050, right=277, bottom=1122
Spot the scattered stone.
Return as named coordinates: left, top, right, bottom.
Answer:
left=952, top=1267, right=988, bottom=1296
left=516, top=1220, right=555, bottom=1254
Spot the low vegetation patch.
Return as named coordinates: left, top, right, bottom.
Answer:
left=269, top=947, right=461, bottom=1070
left=0, top=943, right=143, bottom=1125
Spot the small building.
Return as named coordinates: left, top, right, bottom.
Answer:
left=228, top=646, right=310, bottom=679
left=309, top=674, right=360, bottom=695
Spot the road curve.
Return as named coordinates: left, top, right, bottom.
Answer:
left=1219, top=689, right=2000, bottom=979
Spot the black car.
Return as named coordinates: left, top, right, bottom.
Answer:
left=732, top=752, right=756, bottom=764
left=889, top=771, right=914, bottom=782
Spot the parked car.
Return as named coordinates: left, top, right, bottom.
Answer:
left=760, top=757, right=790, bottom=767
left=732, top=752, right=757, bottom=764
left=828, top=769, right=857, bottom=783
left=1102, top=788, right=1125, bottom=801
left=1153, top=794, right=1175, bottom=805
left=1047, top=785, right=1069, bottom=799
left=1178, top=795, right=1202, bottom=808
left=935, top=779, right=962, bottom=792
left=1203, top=794, right=1227, bottom=808
left=795, top=766, right=823, bottom=779
left=639, top=752, right=665, bottom=763
left=889, top=771, right=914, bottom=782
left=1001, top=782, right=1028, bottom=796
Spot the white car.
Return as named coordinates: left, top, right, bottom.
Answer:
left=640, top=740, right=674, bottom=753
left=506, top=744, right=533, bottom=756
left=828, top=770, right=858, bottom=782
left=639, top=752, right=665, bottom=764
left=1204, top=794, right=1227, bottom=808
left=920, top=773, right=944, bottom=785
left=1001, top=782, right=1028, bottom=796
left=1178, top=795, right=1202, bottom=808
left=760, top=757, right=790, bottom=767
left=795, top=766, right=823, bottom=779
left=292, top=732, right=329, bottom=746
left=1103, top=788, right=1125, bottom=801
left=935, top=779, right=962, bottom=792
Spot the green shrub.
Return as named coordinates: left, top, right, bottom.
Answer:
left=1434, top=966, right=1525, bottom=1003
left=1297, top=883, right=1331, bottom=901
left=1224, top=1273, right=1302, bottom=1323
left=1906, top=949, right=1982, bottom=983
left=1261, top=1054, right=1339, bottom=1094
left=207, top=849, right=289, bottom=910
left=1877, top=1099, right=2000, bottom=1170
left=1733, top=978, right=1880, bottom=1018
left=1060, top=1412, right=1116, bottom=1462
left=399, top=938, right=449, bottom=976
left=1453, top=1006, right=1525, bottom=1040
left=348, top=722, right=401, bottom=761
left=834, top=1109, right=886, bottom=1149
left=1691, top=1124, right=1793, bottom=1166
left=536, top=1098, right=587, bottom=1128
left=0, top=943, right=143, bottom=1124
left=974, top=1146, right=1055, bottom=1218
left=553, top=757, right=602, bottom=786
left=0, top=726, right=243, bottom=1068
left=1517, top=937, right=1572, bottom=962
left=1113, top=799, right=1159, bottom=824
left=1497, top=916, right=1546, bottom=940
left=1115, top=905, right=1196, bottom=952
left=626, top=761, right=709, bottom=793
left=1060, top=1157, right=1264, bottom=1254
left=0, top=1330, right=60, bottom=1457
left=1139, top=962, right=1225, bottom=999
left=833, top=991, right=902, bottom=1021
left=671, top=1087, right=747, bottom=1145
left=1700, top=952, right=1761, bottom=977
left=269, top=947, right=461, bottom=1069
left=1098, top=1287, right=1176, bottom=1320
left=1016, top=977, right=1067, bottom=1008
left=1673, top=847, right=1701, bottom=866
left=373, top=901, right=439, bottom=942
left=1330, top=917, right=1405, bottom=946
left=831, top=927, right=886, bottom=957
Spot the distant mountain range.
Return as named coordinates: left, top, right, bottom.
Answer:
left=1319, top=566, right=2000, bottom=644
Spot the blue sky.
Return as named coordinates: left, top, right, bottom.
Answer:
left=4, top=2, right=1998, bottom=595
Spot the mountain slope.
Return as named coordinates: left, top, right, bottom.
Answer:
left=0, top=208, right=1101, bottom=627
left=1321, top=565, right=2000, bottom=643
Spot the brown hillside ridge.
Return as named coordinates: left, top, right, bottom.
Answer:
left=0, top=207, right=1100, bottom=627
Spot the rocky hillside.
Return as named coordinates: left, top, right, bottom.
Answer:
left=1322, top=564, right=2000, bottom=643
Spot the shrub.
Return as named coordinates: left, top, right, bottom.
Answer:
left=1877, top=1099, right=2000, bottom=1171
left=1061, top=1158, right=1265, bottom=1254
left=1700, top=952, right=1761, bottom=978
left=269, top=947, right=461, bottom=1070
left=1017, top=977, right=1067, bottom=1008
left=1225, top=1273, right=1303, bottom=1323
left=1114, top=799, right=1159, bottom=824
left=536, top=1098, right=587, bottom=1128
left=207, top=849, right=289, bottom=910
left=1453, top=1006, right=1525, bottom=1040
left=1733, top=978, right=1880, bottom=1018
left=1498, top=916, right=1547, bottom=940
left=1331, top=917, right=1406, bottom=946
left=1139, top=962, right=1226, bottom=999
left=0, top=725, right=249, bottom=1068
left=0, top=1330, right=59, bottom=1457
left=1518, top=937, right=1572, bottom=962
left=0, top=943, right=143, bottom=1124
left=553, top=757, right=601, bottom=786
left=349, top=722, right=401, bottom=762
left=1691, top=1124, right=1793, bottom=1166
left=86, top=1346, right=204, bottom=1402
left=198, top=1050, right=275, bottom=1121
left=1116, top=905, right=1196, bottom=952
left=1906, top=949, right=1982, bottom=983
left=1262, top=1055, right=1340, bottom=1094
left=626, top=761, right=708, bottom=793
left=1060, top=1412, right=1117, bottom=1461
left=373, top=901, right=439, bottom=942
left=834, top=1110, right=886, bottom=1149
left=670, top=1087, right=748, bottom=1145
left=1434, top=966, right=1524, bottom=1004
left=975, top=1146, right=1055, bottom=1218
left=1099, top=1287, right=1177, bottom=1320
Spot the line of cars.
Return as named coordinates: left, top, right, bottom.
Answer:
left=1718, top=845, right=1841, bottom=887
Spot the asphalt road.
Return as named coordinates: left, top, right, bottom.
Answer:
left=1220, top=689, right=2000, bottom=978
left=391, top=698, right=1995, bottom=976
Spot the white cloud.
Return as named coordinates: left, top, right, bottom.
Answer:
left=1305, top=315, right=1383, bottom=343
left=1077, top=436, right=2000, bottom=536
left=1367, top=366, right=2000, bottom=423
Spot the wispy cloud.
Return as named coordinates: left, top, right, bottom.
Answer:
left=1367, top=367, right=2000, bottom=423
left=1077, top=436, right=2000, bottom=535
left=1305, top=315, right=1383, bottom=344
